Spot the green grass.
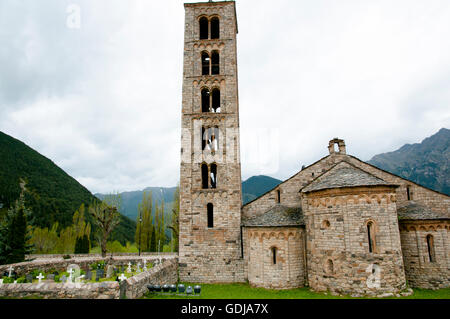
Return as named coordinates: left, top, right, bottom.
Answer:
left=143, top=283, right=450, bottom=299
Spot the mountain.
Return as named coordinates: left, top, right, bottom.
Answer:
left=96, top=187, right=177, bottom=221
left=242, top=175, right=282, bottom=205
left=368, top=128, right=449, bottom=195
left=0, top=131, right=136, bottom=244
left=98, top=175, right=282, bottom=221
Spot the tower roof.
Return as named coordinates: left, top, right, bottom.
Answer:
left=301, top=161, right=397, bottom=193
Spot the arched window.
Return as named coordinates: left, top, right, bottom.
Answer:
left=201, top=88, right=210, bottom=112
left=199, top=17, right=209, bottom=40
left=367, top=221, right=376, bottom=253
left=426, top=234, right=436, bottom=262
left=211, top=17, right=220, bottom=39
left=211, top=51, right=220, bottom=75
left=210, top=164, right=217, bottom=189
left=201, top=164, right=209, bottom=189
left=271, top=247, right=277, bottom=265
left=207, top=203, right=214, bottom=228
left=201, top=52, right=210, bottom=75
left=211, top=88, right=220, bottom=112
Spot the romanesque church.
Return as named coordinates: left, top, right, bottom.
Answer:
left=178, top=1, right=449, bottom=296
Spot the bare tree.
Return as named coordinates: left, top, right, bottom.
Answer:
left=89, top=200, right=121, bottom=257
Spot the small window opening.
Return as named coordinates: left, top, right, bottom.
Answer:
left=201, top=164, right=209, bottom=189
left=210, top=164, right=217, bottom=189
left=322, top=220, right=330, bottom=229
left=202, top=52, right=210, bottom=75
left=426, top=234, right=435, bottom=262
left=326, top=259, right=334, bottom=274
left=199, top=17, right=209, bottom=40
left=406, top=186, right=411, bottom=201
left=201, top=89, right=210, bottom=112
left=333, top=143, right=339, bottom=153
left=271, top=247, right=277, bottom=265
left=367, top=221, right=375, bottom=253
left=202, top=127, right=207, bottom=150
left=207, top=203, right=214, bottom=228
left=211, top=51, right=220, bottom=75
left=210, top=17, right=220, bottom=39
left=276, top=190, right=281, bottom=203
left=211, top=88, right=221, bottom=112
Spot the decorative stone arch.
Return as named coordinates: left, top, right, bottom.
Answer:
left=287, top=231, right=296, bottom=239
left=408, top=225, right=417, bottom=232
left=269, top=232, right=277, bottom=239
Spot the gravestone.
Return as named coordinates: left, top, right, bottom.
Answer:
left=61, top=275, right=67, bottom=283
left=96, top=269, right=104, bottom=281
left=26, top=274, right=33, bottom=283
left=86, top=271, right=92, bottom=281
left=186, top=286, right=193, bottom=295
left=47, top=274, right=55, bottom=281
left=127, top=262, right=132, bottom=273
left=0, top=279, right=3, bottom=285
left=106, top=265, right=114, bottom=278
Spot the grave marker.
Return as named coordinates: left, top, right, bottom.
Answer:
left=118, top=273, right=127, bottom=282
left=36, top=273, right=45, bottom=283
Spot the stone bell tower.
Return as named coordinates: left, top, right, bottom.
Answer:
left=179, top=1, right=244, bottom=283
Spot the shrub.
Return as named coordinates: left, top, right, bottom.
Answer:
left=2, top=277, right=14, bottom=284
left=16, top=277, right=26, bottom=284
left=54, top=275, right=60, bottom=282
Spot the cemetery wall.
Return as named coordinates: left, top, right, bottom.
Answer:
left=26, top=252, right=177, bottom=260
left=0, top=282, right=119, bottom=299
left=122, top=258, right=178, bottom=299
left=0, top=256, right=176, bottom=276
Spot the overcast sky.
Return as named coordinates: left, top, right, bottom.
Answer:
left=1, top=0, right=449, bottom=194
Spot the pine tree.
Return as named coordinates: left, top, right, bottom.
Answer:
left=0, top=180, right=32, bottom=265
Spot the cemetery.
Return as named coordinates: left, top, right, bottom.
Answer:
left=0, top=255, right=178, bottom=299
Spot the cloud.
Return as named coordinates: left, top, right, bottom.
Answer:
left=1, top=0, right=449, bottom=193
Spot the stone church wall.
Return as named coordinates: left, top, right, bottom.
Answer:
left=302, top=186, right=407, bottom=296
left=243, top=227, right=306, bottom=289
left=400, top=222, right=450, bottom=289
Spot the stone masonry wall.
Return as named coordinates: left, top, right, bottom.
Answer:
left=179, top=1, right=244, bottom=283
left=0, top=282, right=119, bottom=299
left=303, top=186, right=407, bottom=296
left=122, top=258, right=178, bottom=299
left=243, top=227, right=306, bottom=289
left=0, top=256, right=176, bottom=277
left=400, top=222, right=449, bottom=289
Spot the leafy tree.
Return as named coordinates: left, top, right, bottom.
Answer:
left=168, top=186, right=179, bottom=252
left=135, top=191, right=153, bottom=252
left=150, top=224, right=156, bottom=252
